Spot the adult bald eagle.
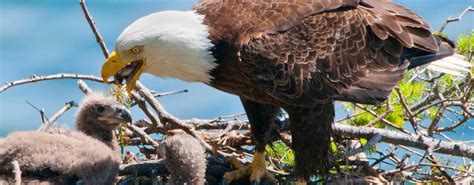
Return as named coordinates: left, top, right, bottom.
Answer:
left=101, top=0, right=463, bottom=183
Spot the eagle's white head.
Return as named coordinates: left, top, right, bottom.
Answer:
left=101, top=11, right=217, bottom=92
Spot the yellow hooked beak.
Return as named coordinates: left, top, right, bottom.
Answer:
left=101, top=51, right=145, bottom=93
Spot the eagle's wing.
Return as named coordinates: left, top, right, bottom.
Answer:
left=195, top=0, right=442, bottom=106
left=193, top=0, right=361, bottom=43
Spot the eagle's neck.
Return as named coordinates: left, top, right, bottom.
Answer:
left=143, top=11, right=218, bottom=84
left=77, top=120, right=119, bottom=151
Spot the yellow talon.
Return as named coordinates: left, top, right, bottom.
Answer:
left=223, top=152, right=276, bottom=184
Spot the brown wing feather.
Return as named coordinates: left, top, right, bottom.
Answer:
left=193, top=0, right=361, bottom=44
left=199, top=0, right=440, bottom=106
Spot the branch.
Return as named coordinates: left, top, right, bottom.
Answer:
left=130, top=91, right=162, bottom=128
left=127, top=124, right=160, bottom=149
left=395, top=88, right=419, bottom=134
left=77, top=80, right=93, bottom=94
left=439, top=6, right=474, bottom=33
left=347, top=133, right=382, bottom=156
left=334, top=123, right=474, bottom=159
left=355, top=103, right=409, bottom=134
left=134, top=82, right=212, bottom=151
left=38, top=101, right=76, bottom=131
left=79, top=0, right=109, bottom=58
left=364, top=98, right=393, bottom=127
left=11, top=160, right=21, bottom=185
left=0, top=73, right=103, bottom=93
left=130, top=89, right=188, bottom=107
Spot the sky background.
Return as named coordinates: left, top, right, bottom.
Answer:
left=0, top=0, right=473, bottom=140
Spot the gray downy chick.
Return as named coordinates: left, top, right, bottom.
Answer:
left=158, top=132, right=207, bottom=185
left=0, top=92, right=131, bottom=185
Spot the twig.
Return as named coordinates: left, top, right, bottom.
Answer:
left=77, top=80, right=93, bottom=94
left=38, top=101, right=77, bottom=131
left=11, top=160, right=21, bottom=185
left=394, top=88, right=419, bottom=134
left=334, top=123, right=474, bottom=159
left=130, top=91, right=162, bottom=128
left=128, top=124, right=160, bottom=149
left=355, top=103, right=409, bottom=134
left=79, top=0, right=109, bottom=58
left=439, top=6, right=474, bottom=33
left=427, top=105, right=446, bottom=136
left=428, top=152, right=455, bottom=183
left=134, top=82, right=212, bottom=151
left=25, top=101, right=49, bottom=125
left=347, top=133, right=382, bottom=156
left=364, top=98, right=394, bottom=127
left=0, top=73, right=103, bottom=92
left=153, top=89, right=189, bottom=98
left=130, top=89, right=189, bottom=107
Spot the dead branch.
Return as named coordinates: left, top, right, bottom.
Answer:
left=439, top=6, right=474, bottom=33
left=153, top=89, right=188, bottom=98
left=130, top=89, right=188, bottom=107
left=334, top=123, right=474, bottom=159
left=38, top=101, right=76, bottom=131
left=347, top=133, right=382, bottom=156
left=130, top=91, right=162, bottom=128
left=364, top=98, right=393, bottom=127
left=127, top=124, right=160, bottom=149
left=11, top=160, right=21, bottom=185
left=394, top=88, right=419, bottom=134
left=0, top=73, right=103, bottom=92
left=354, top=103, right=410, bottom=134
left=79, top=0, right=109, bottom=58
left=134, top=82, right=212, bottom=151
left=77, top=80, right=93, bottom=94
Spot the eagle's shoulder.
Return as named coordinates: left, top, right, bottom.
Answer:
left=192, top=0, right=360, bottom=44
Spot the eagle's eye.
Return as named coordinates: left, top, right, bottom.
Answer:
left=130, top=46, right=142, bottom=54
left=95, top=105, right=105, bottom=113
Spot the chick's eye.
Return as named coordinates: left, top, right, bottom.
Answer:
left=131, top=47, right=142, bottom=54
left=96, top=105, right=105, bottom=113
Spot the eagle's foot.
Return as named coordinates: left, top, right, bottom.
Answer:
left=223, top=152, right=276, bottom=184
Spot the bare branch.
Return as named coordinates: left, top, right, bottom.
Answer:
left=77, top=80, right=93, bottom=95
left=127, top=124, right=160, bottom=149
left=130, top=89, right=188, bottom=107
left=38, top=101, right=76, bottom=131
left=79, top=0, right=109, bottom=58
left=11, top=160, right=21, bottom=185
left=348, top=133, right=382, bottom=156
left=355, top=103, right=409, bottom=134
left=130, top=91, right=162, bottom=128
left=334, top=123, right=474, bottom=159
left=439, top=6, right=474, bottom=33
left=135, top=82, right=212, bottom=151
left=0, top=73, right=103, bottom=93
left=153, top=89, right=189, bottom=98
left=395, top=88, right=419, bottom=134
left=364, top=98, right=393, bottom=127
left=25, top=101, right=49, bottom=126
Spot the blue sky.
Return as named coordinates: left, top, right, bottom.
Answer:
left=0, top=0, right=473, bottom=137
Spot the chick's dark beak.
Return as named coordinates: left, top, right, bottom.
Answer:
left=114, top=105, right=132, bottom=123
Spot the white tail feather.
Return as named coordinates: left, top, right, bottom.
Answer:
left=425, top=54, right=472, bottom=77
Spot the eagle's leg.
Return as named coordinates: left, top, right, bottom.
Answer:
left=286, top=102, right=334, bottom=184
left=223, top=98, right=277, bottom=184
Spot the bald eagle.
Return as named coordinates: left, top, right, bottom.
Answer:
left=101, top=0, right=464, bottom=183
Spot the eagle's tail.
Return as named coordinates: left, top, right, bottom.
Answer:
left=408, top=35, right=472, bottom=76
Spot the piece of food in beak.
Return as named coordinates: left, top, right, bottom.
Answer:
left=101, top=51, right=145, bottom=93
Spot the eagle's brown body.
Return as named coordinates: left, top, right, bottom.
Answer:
left=192, top=0, right=454, bottom=181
